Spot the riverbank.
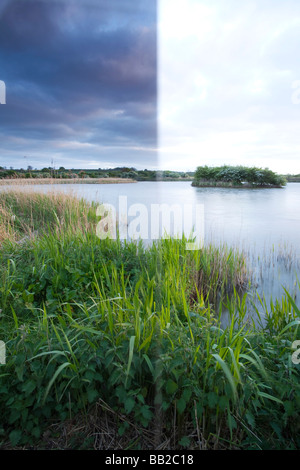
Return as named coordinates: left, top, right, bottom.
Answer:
left=0, top=190, right=299, bottom=450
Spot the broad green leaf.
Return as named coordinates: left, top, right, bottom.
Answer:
left=9, top=430, right=22, bottom=446
left=124, top=397, right=135, bottom=414
left=177, top=397, right=186, bottom=414
left=258, top=391, right=283, bottom=404
left=166, top=379, right=178, bottom=395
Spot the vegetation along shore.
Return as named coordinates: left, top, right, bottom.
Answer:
left=0, top=166, right=193, bottom=182
left=0, top=165, right=298, bottom=186
left=192, top=165, right=287, bottom=188
left=0, top=189, right=299, bottom=450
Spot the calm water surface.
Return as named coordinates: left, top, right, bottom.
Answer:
left=3, top=181, right=300, bottom=315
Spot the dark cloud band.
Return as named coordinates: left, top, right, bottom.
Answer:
left=0, top=0, right=157, bottom=169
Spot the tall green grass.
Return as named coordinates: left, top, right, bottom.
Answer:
left=0, top=190, right=299, bottom=450
left=0, top=189, right=97, bottom=244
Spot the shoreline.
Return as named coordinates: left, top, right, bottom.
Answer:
left=0, top=177, right=137, bottom=185
left=192, top=181, right=284, bottom=189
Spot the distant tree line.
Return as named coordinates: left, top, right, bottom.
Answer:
left=192, top=165, right=287, bottom=187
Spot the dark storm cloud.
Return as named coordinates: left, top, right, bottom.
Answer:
left=0, top=0, right=157, bottom=168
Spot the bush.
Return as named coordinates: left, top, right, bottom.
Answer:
left=193, top=165, right=286, bottom=187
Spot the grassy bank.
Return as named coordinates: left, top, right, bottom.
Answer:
left=0, top=191, right=299, bottom=450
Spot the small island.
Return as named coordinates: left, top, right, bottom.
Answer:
left=192, top=165, right=287, bottom=188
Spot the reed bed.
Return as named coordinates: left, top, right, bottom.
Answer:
left=0, top=190, right=299, bottom=450
left=0, top=177, right=136, bottom=185
left=0, top=189, right=96, bottom=244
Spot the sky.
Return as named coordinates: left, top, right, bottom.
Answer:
left=1, top=0, right=300, bottom=173
left=159, top=0, right=300, bottom=174
left=0, top=0, right=157, bottom=170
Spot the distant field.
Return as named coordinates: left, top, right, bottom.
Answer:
left=0, top=177, right=137, bottom=185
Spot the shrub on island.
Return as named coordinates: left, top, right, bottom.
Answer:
left=192, top=165, right=286, bottom=187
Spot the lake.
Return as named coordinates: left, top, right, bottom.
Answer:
left=2, top=180, right=300, bottom=317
